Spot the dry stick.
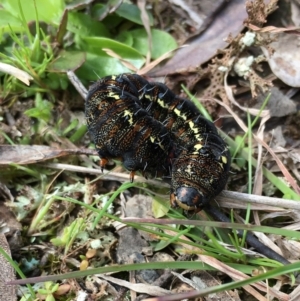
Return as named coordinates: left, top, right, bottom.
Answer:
left=0, top=235, right=17, bottom=301
left=41, top=162, right=170, bottom=188
left=43, top=162, right=300, bottom=210
left=67, top=70, right=87, bottom=98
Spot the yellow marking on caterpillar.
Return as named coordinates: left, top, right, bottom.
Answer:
left=185, top=164, right=193, bottom=175
left=193, top=144, right=203, bottom=151
left=111, top=75, right=117, bottom=80
left=123, top=110, right=134, bottom=125
left=189, top=121, right=200, bottom=134
left=221, top=156, right=227, bottom=164
left=174, top=108, right=187, bottom=120
left=189, top=121, right=202, bottom=140
left=157, top=98, right=168, bottom=108
left=108, top=91, right=121, bottom=99
left=192, top=143, right=203, bottom=154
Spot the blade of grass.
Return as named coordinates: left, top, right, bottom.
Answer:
left=8, top=260, right=300, bottom=286
left=0, top=247, right=35, bottom=296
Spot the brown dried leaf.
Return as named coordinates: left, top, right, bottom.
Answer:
left=261, top=32, right=300, bottom=87
left=256, top=87, right=298, bottom=118
left=97, top=274, right=171, bottom=296
left=149, top=0, right=247, bottom=76
left=0, top=145, right=97, bottom=165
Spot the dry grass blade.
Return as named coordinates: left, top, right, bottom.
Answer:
left=248, top=24, right=300, bottom=33
left=224, top=70, right=270, bottom=118
left=97, top=274, right=171, bottom=296
left=0, top=62, right=33, bottom=86
left=102, top=48, right=139, bottom=72
left=138, top=48, right=180, bottom=75
left=137, top=0, right=152, bottom=64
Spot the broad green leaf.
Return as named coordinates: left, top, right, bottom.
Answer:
left=92, top=2, right=153, bottom=26
left=80, top=37, right=143, bottom=59
left=1, top=0, right=64, bottom=24
left=131, top=28, right=177, bottom=59
left=48, top=50, right=86, bottom=72
left=43, top=72, right=69, bottom=90
left=152, top=196, right=169, bottom=218
left=67, top=12, right=110, bottom=37
left=0, top=9, right=23, bottom=33
left=115, top=3, right=153, bottom=25
left=76, top=53, right=144, bottom=81
left=77, top=37, right=145, bottom=75
left=235, top=135, right=245, bottom=148
left=116, top=31, right=134, bottom=47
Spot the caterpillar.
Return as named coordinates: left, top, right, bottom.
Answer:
left=85, top=73, right=290, bottom=265
left=91, top=73, right=231, bottom=211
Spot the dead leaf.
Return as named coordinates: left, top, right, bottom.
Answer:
left=261, top=32, right=300, bottom=87
left=97, top=274, right=171, bottom=296
left=0, top=145, right=97, bottom=165
left=257, top=87, right=298, bottom=117
left=149, top=0, right=247, bottom=76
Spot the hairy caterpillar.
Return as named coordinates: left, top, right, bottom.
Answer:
left=85, top=73, right=290, bottom=265
left=96, top=73, right=231, bottom=211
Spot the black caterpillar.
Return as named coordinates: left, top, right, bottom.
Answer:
left=85, top=73, right=289, bottom=265
left=86, top=74, right=231, bottom=211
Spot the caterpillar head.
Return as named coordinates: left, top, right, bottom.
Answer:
left=170, top=187, right=209, bottom=211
